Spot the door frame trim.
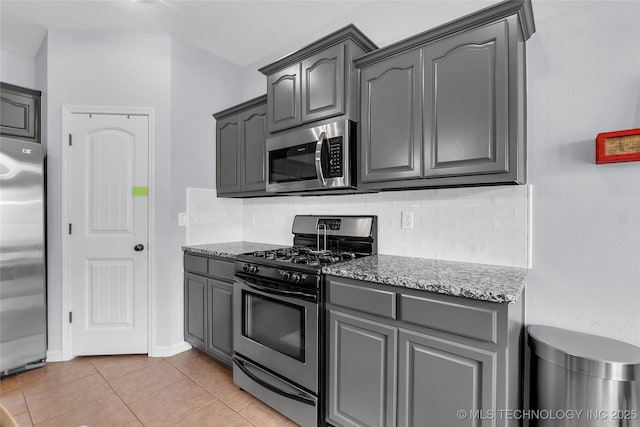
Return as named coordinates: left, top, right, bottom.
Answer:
left=60, top=105, right=156, bottom=360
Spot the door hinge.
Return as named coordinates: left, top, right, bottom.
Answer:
left=68, top=223, right=72, bottom=235
left=68, top=133, right=72, bottom=146
left=69, top=312, right=72, bottom=323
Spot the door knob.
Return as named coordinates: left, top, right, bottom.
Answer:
left=134, top=244, right=144, bottom=252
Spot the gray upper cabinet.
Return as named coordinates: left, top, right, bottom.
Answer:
left=355, top=0, right=535, bottom=190
left=423, top=20, right=509, bottom=178
left=214, top=95, right=268, bottom=197
left=267, top=64, right=302, bottom=133
left=397, top=329, right=496, bottom=427
left=328, top=310, right=397, bottom=427
left=216, top=115, right=241, bottom=194
left=0, top=82, right=41, bottom=142
left=260, top=25, right=377, bottom=134
left=301, top=44, right=345, bottom=123
left=360, top=50, right=422, bottom=183
left=240, top=103, right=267, bottom=192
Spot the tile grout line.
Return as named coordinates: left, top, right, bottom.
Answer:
left=13, top=376, right=35, bottom=427
left=88, top=358, right=147, bottom=427
left=20, top=363, right=109, bottom=426
left=162, top=355, right=259, bottom=423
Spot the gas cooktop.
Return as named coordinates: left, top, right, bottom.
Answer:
left=249, top=246, right=357, bottom=267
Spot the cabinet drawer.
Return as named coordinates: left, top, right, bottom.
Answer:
left=208, top=258, right=235, bottom=281
left=184, top=254, right=208, bottom=275
left=399, top=294, right=498, bottom=343
left=328, top=277, right=396, bottom=319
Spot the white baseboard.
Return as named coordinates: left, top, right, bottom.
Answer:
left=46, top=350, right=66, bottom=362
left=149, top=341, right=192, bottom=358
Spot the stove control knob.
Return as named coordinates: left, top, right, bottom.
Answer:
left=282, top=271, right=291, bottom=281
left=291, top=273, right=301, bottom=284
left=243, top=264, right=250, bottom=273
left=250, top=265, right=259, bottom=274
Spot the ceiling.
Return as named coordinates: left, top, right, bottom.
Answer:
left=0, top=0, right=372, bottom=66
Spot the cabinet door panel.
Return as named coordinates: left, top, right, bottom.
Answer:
left=0, top=90, right=38, bottom=141
left=301, top=44, right=344, bottom=123
left=398, top=329, right=497, bottom=427
left=216, top=116, right=240, bottom=193
left=328, top=310, right=397, bottom=427
left=360, top=50, right=422, bottom=183
left=207, top=279, right=233, bottom=365
left=424, top=20, right=509, bottom=177
left=267, top=64, right=302, bottom=132
left=240, top=103, right=267, bottom=192
left=184, top=273, right=207, bottom=349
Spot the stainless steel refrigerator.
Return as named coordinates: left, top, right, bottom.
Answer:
left=0, top=136, right=46, bottom=376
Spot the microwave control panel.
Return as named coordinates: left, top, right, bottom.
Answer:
left=327, top=137, right=343, bottom=178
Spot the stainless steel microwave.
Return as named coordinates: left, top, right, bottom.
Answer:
left=266, top=119, right=356, bottom=194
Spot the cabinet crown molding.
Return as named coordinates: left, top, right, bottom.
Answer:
left=258, top=24, right=377, bottom=76
left=354, top=0, right=535, bottom=69
left=213, top=94, right=267, bottom=120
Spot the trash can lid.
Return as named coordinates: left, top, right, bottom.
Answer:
left=528, top=325, right=640, bottom=382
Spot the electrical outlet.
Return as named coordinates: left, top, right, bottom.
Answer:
left=401, top=211, right=414, bottom=230
left=178, top=212, right=187, bottom=227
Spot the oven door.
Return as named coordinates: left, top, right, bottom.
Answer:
left=266, top=119, right=351, bottom=193
left=233, top=274, right=318, bottom=393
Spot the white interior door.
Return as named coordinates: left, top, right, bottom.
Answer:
left=66, top=113, right=149, bottom=355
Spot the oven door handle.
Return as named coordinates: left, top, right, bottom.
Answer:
left=314, top=131, right=326, bottom=186
left=235, top=273, right=318, bottom=303
left=233, top=357, right=316, bottom=406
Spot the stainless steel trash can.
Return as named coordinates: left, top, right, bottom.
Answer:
left=528, top=325, right=640, bottom=426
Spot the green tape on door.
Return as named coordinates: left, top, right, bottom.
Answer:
left=132, top=186, right=148, bottom=196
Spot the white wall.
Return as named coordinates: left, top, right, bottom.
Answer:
left=44, top=30, right=172, bottom=355
left=167, top=37, right=243, bottom=345
left=1, top=49, right=36, bottom=88
left=42, top=30, right=244, bottom=355
left=35, top=36, right=47, bottom=148
left=526, top=1, right=640, bottom=346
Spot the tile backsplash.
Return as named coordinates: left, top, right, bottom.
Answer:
left=187, top=185, right=531, bottom=268
left=186, top=188, right=243, bottom=244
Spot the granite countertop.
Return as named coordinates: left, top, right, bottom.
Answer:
left=322, top=254, right=527, bottom=304
left=182, top=241, right=287, bottom=259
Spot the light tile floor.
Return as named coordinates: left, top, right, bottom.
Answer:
left=0, top=350, right=298, bottom=426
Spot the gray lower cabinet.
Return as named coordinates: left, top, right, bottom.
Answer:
left=206, top=279, right=233, bottom=362
left=184, top=272, right=207, bottom=350
left=328, top=310, right=397, bottom=427
left=214, top=95, right=268, bottom=197
left=354, top=0, right=534, bottom=189
left=326, top=275, right=524, bottom=427
left=397, top=329, right=496, bottom=427
left=184, top=254, right=234, bottom=365
left=0, top=82, right=41, bottom=142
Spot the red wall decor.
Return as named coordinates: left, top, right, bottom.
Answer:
left=596, top=128, right=640, bottom=164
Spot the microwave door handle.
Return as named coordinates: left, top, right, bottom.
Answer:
left=314, top=131, right=326, bottom=186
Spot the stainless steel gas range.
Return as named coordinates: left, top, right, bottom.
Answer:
left=232, top=215, right=377, bottom=426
